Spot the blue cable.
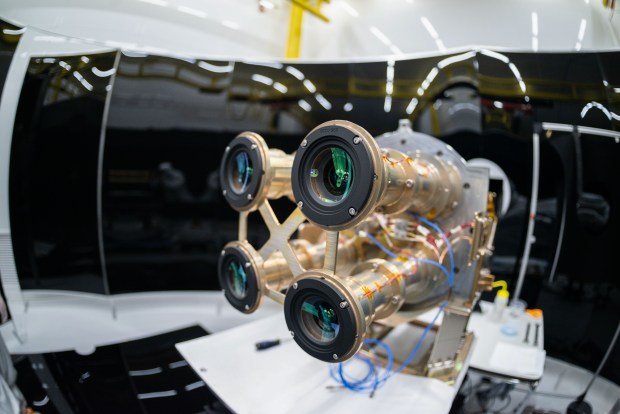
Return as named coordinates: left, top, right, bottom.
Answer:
left=411, top=214, right=455, bottom=285
left=365, top=233, right=452, bottom=286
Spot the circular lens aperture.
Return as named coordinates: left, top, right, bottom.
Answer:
left=227, top=259, right=248, bottom=299
left=300, top=296, right=340, bottom=343
left=309, top=147, right=354, bottom=205
left=229, top=150, right=253, bottom=194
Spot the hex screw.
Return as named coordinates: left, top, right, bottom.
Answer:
left=353, top=136, right=361, bottom=145
left=348, top=207, right=357, bottom=216
left=244, top=304, right=250, bottom=310
left=224, top=146, right=230, bottom=153
left=406, top=179, right=414, bottom=188
left=222, top=189, right=227, bottom=196
left=333, top=354, right=338, bottom=360
left=290, top=330, right=295, bottom=337
left=297, top=201, right=304, bottom=209
left=221, top=250, right=226, bottom=256
left=247, top=194, right=253, bottom=200
left=292, top=282, right=298, bottom=289
left=339, top=301, right=349, bottom=309
left=251, top=144, right=257, bottom=150
left=301, top=139, right=308, bottom=148
left=245, top=262, right=252, bottom=268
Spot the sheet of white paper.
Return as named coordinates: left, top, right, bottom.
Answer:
left=489, top=342, right=545, bottom=376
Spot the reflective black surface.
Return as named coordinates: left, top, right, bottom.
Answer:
left=9, top=48, right=620, bottom=382
left=10, top=52, right=117, bottom=293
left=15, top=326, right=230, bottom=414
left=0, top=19, right=22, bottom=100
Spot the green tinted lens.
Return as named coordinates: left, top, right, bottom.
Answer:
left=308, top=147, right=353, bottom=204
left=300, top=296, right=340, bottom=343
left=227, top=260, right=248, bottom=299
left=230, top=150, right=253, bottom=194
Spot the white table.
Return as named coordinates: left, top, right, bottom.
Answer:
left=466, top=301, right=546, bottom=382
left=177, top=310, right=469, bottom=414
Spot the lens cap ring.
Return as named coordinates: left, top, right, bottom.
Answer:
left=292, top=121, right=383, bottom=231
left=284, top=275, right=361, bottom=362
left=218, top=242, right=263, bottom=313
left=220, top=133, right=268, bottom=212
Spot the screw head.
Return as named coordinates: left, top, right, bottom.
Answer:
left=348, top=207, right=357, bottom=216
left=339, top=301, right=348, bottom=309
left=251, top=144, right=257, bottom=150
left=300, top=139, right=308, bottom=148
left=373, top=174, right=378, bottom=181
left=221, top=250, right=226, bottom=256
left=292, top=282, right=298, bottom=289
left=406, top=179, right=414, bottom=188
left=391, top=296, right=400, bottom=304
left=222, top=189, right=227, bottom=196
left=297, top=201, right=304, bottom=209
left=290, top=330, right=295, bottom=337
left=332, top=354, right=338, bottom=360
left=353, top=136, right=361, bottom=145
left=247, top=193, right=253, bottom=200
left=244, top=304, right=250, bottom=310
left=224, top=146, right=230, bottom=153
left=245, top=262, right=251, bottom=268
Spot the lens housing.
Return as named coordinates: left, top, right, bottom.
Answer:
left=218, top=241, right=264, bottom=313
left=292, top=121, right=385, bottom=231
left=284, top=271, right=363, bottom=362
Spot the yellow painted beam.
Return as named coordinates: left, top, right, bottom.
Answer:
left=286, top=3, right=304, bottom=58
left=291, top=0, right=330, bottom=22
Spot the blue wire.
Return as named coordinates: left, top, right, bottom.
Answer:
left=411, top=214, right=455, bottom=285
left=365, top=233, right=452, bottom=286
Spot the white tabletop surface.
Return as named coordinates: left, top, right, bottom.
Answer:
left=177, top=310, right=468, bottom=414
left=466, top=301, right=545, bottom=381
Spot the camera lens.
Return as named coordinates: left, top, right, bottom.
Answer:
left=308, top=147, right=353, bottom=205
left=300, top=295, right=340, bottom=343
left=229, top=150, right=253, bottom=195
left=226, top=258, right=248, bottom=299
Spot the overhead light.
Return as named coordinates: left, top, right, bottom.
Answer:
left=508, top=62, right=522, bottom=80
left=58, top=61, right=72, bottom=71
left=2, top=27, right=26, bottom=35
left=479, top=49, right=510, bottom=64
left=532, top=37, right=538, bottom=52
left=370, top=26, right=391, bottom=46
left=73, top=72, right=93, bottom=91
left=92, top=67, right=116, bottom=77
left=420, top=17, right=438, bottom=39
left=222, top=20, right=240, bottom=30
left=389, top=44, right=403, bottom=55
left=259, top=0, right=275, bottom=10
left=34, top=35, right=66, bottom=43
left=518, top=80, right=527, bottom=93
left=298, top=99, right=312, bottom=112
left=531, top=12, right=538, bottom=36
left=343, top=102, right=353, bottom=112
left=339, top=1, right=359, bottom=17
left=42, top=58, right=56, bottom=64
left=406, top=98, right=418, bottom=114
left=417, top=87, right=424, bottom=96
left=303, top=79, right=317, bottom=93
left=81, top=56, right=90, bottom=64
left=315, top=93, right=332, bottom=110
left=286, top=66, right=305, bottom=80
left=137, top=0, right=168, bottom=7
left=251, top=74, right=273, bottom=86
left=435, top=39, right=446, bottom=52
left=575, top=42, right=582, bottom=51
left=198, top=61, right=234, bottom=73
left=244, top=60, right=283, bottom=69
left=273, top=82, right=288, bottom=93
left=494, top=101, right=503, bottom=109
left=577, top=18, right=587, bottom=41
left=384, top=96, right=392, bottom=112
left=177, top=5, right=207, bottom=18
left=437, top=51, right=475, bottom=69
left=386, top=81, right=393, bottom=95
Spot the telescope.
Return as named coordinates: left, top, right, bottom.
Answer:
left=218, top=119, right=497, bottom=380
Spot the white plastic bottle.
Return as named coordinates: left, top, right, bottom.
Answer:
left=489, top=286, right=509, bottom=322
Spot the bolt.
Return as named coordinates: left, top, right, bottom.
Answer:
left=222, top=189, right=227, bottom=196
left=300, top=139, right=308, bottom=148
left=391, top=296, right=400, bottom=304
left=332, top=354, right=338, bottom=360
left=251, top=144, right=257, bottom=150
left=224, top=146, right=230, bottom=153
left=353, top=136, right=362, bottom=145
left=244, top=304, right=250, bottom=310
left=247, top=193, right=253, bottom=200
left=406, top=179, right=414, bottom=188
left=221, top=250, right=226, bottom=256
left=290, top=330, right=295, bottom=337
left=297, top=201, right=304, bottom=209
left=292, top=282, right=298, bottom=289
left=373, top=174, right=378, bottom=181
left=245, top=262, right=251, bottom=268
left=339, top=301, right=349, bottom=309
left=348, top=207, right=357, bottom=216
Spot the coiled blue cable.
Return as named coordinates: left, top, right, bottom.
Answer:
left=411, top=213, right=456, bottom=285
